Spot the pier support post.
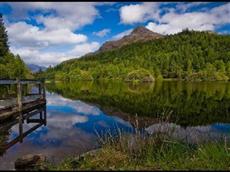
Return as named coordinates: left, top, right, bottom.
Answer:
left=17, top=78, right=22, bottom=112
left=38, top=82, right=42, bottom=98
left=42, top=79, right=46, bottom=101
left=44, top=106, right=47, bottom=126
left=17, top=78, right=23, bottom=143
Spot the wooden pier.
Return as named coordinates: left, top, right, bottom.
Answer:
left=0, top=79, right=46, bottom=122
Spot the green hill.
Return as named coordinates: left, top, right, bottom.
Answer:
left=42, top=29, right=230, bottom=82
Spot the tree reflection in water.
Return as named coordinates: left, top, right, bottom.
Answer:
left=46, top=80, right=230, bottom=127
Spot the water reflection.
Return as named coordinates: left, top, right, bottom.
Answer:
left=0, top=106, right=47, bottom=155
left=146, top=122, right=230, bottom=144
left=46, top=81, right=230, bottom=126
left=0, top=92, right=134, bottom=170
left=1, top=80, right=230, bottom=169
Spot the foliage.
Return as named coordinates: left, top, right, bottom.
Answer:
left=0, top=13, right=31, bottom=79
left=0, top=13, right=9, bottom=57
left=42, top=30, right=230, bottom=81
left=0, top=52, right=32, bottom=79
left=125, top=69, right=155, bottom=82
left=49, top=133, right=230, bottom=170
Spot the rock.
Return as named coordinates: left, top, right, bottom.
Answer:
left=98, top=26, right=163, bottom=52
left=15, top=154, right=48, bottom=171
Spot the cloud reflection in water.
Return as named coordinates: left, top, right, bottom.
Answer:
left=0, top=92, right=134, bottom=170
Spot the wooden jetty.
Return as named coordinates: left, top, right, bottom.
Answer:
left=0, top=79, right=46, bottom=122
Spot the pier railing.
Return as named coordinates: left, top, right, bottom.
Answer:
left=0, top=78, right=46, bottom=121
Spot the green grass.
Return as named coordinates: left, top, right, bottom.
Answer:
left=47, top=133, right=230, bottom=170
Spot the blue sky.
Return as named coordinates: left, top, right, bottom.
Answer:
left=0, top=2, right=229, bottom=67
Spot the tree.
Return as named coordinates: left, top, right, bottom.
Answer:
left=186, top=59, right=193, bottom=76
left=0, top=13, right=9, bottom=57
left=214, top=60, right=225, bottom=73
left=42, top=30, right=230, bottom=82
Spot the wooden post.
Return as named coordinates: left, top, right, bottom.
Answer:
left=40, top=111, right=42, bottom=120
left=38, top=82, right=42, bottom=98
left=17, top=78, right=23, bottom=143
left=17, top=78, right=22, bottom=111
left=44, top=106, right=47, bottom=126
left=19, top=118, right=23, bottom=143
left=42, top=79, right=46, bottom=100
left=25, top=83, right=28, bottom=96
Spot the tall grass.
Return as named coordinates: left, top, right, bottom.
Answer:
left=49, top=130, right=230, bottom=170
left=49, top=113, right=230, bottom=170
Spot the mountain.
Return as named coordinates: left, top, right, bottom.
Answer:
left=98, top=26, right=163, bottom=52
left=42, top=28, right=230, bottom=82
left=27, top=64, right=46, bottom=73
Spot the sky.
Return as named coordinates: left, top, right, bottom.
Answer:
left=0, top=2, right=229, bottom=67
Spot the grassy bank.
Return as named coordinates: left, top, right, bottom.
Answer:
left=47, top=133, right=230, bottom=170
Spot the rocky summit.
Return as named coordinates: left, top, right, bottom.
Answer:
left=98, top=26, right=163, bottom=52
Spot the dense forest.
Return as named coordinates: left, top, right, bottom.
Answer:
left=0, top=14, right=31, bottom=79
left=41, top=29, right=230, bottom=82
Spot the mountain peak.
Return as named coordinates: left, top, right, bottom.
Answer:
left=131, top=26, right=154, bottom=35
left=98, top=26, right=163, bottom=52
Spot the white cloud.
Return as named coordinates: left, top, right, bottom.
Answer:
left=4, top=2, right=115, bottom=31
left=2, top=2, right=107, bottom=66
left=70, top=42, right=100, bottom=55
left=175, top=2, right=212, bottom=13
left=112, top=29, right=133, bottom=40
left=6, top=21, right=97, bottom=66
left=120, top=2, right=160, bottom=24
left=146, top=12, right=215, bottom=35
left=7, top=22, right=87, bottom=47
left=10, top=47, right=66, bottom=67
left=118, top=2, right=229, bottom=35
left=6, top=2, right=100, bottom=31
left=10, top=42, right=100, bottom=67
left=93, top=29, right=111, bottom=37
left=146, top=3, right=230, bottom=35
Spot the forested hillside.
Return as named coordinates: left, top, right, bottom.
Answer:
left=0, top=14, right=31, bottom=79
left=42, top=28, right=230, bottom=82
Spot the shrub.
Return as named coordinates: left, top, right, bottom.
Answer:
left=125, top=69, right=155, bottom=82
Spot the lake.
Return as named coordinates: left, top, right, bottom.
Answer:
left=1, top=80, right=230, bottom=169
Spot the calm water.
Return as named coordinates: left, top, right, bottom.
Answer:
left=1, top=80, right=230, bottom=169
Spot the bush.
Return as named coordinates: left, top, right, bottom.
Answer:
left=214, top=72, right=229, bottom=81
left=80, top=71, right=93, bottom=81
left=125, top=69, right=155, bottom=82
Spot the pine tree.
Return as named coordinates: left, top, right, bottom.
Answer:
left=0, top=13, right=9, bottom=57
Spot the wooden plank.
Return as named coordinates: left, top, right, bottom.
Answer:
left=0, top=80, right=17, bottom=85
left=0, top=79, right=43, bottom=85
left=0, top=95, right=41, bottom=110
left=0, top=100, right=46, bottom=121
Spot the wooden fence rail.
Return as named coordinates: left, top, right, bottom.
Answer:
left=0, top=78, right=46, bottom=121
